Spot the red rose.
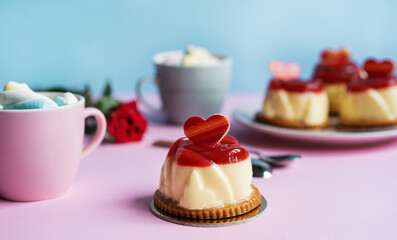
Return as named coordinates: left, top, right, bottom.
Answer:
left=107, top=100, right=148, bottom=143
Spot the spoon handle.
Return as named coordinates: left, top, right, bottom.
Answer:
left=252, top=158, right=272, bottom=179
left=248, top=150, right=300, bottom=165
left=153, top=140, right=174, bottom=148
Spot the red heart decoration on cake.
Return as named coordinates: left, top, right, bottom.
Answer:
left=183, top=114, right=230, bottom=147
left=363, top=59, right=394, bottom=77
left=321, top=48, right=350, bottom=67
left=269, top=60, right=301, bottom=81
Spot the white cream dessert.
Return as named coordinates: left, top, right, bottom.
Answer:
left=341, top=86, right=397, bottom=125
left=258, top=79, right=329, bottom=129
left=312, top=48, right=359, bottom=114
left=159, top=137, right=253, bottom=210
left=340, top=59, right=397, bottom=127
left=154, top=114, right=261, bottom=219
left=323, top=83, right=347, bottom=113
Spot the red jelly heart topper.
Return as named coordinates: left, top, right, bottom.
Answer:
left=363, top=59, right=394, bottom=77
left=183, top=114, right=230, bottom=147
left=269, top=60, right=301, bottom=81
left=321, top=48, right=350, bottom=67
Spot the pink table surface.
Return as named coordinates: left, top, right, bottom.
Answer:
left=1, top=94, right=397, bottom=240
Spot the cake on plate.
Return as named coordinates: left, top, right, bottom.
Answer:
left=154, top=114, right=261, bottom=219
left=257, top=60, right=329, bottom=129
left=340, top=59, right=397, bottom=127
left=312, top=48, right=360, bottom=114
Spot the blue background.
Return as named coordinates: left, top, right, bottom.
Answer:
left=0, top=0, right=396, bottom=94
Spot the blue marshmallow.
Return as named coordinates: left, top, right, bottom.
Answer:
left=54, top=96, right=67, bottom=106
left=3, top=98, right=58, bottom=109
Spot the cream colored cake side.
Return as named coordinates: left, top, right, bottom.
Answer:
left=324, top=83, right=346, bottom=113
left=340, top=85, right=397, bottom=123
left=159, top=157, right=253, bottom=210
left=261, top=89, right=329, bottom=126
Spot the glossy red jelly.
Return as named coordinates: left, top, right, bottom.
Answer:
left=363, top=59, right=394, bottom=78
left=167, top=136, right=249, bottom=167
left=183, top=115, right=229, bottom=148
left=269, top=79, right=323, bottom=93
left=348, top=77, right=397, bottom=92
left=313, top=62, right=359, bottom=84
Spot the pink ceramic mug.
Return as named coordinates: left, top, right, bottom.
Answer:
left=0, top=92, right=106, bottom=201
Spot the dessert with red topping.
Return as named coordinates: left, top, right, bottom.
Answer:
left=313, top=48, right=360, bottom=114
left=154, top=114, right=261, bottom=219
left=256, top=60, right=329, bottom=129
left=340, top=59, right=397, bottom=127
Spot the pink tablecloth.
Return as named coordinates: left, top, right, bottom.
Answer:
left=1, top=94, right=397, bottom=240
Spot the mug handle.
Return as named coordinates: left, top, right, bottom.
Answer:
left=81, top=107, right=107, bottom=160
left=136, top=76, right=164, bottom=115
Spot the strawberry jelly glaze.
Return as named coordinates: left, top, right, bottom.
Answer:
left=313, top=62, right=359, bottom=84
left=269, top=79, right=323, bottom=93
left=167, top=136, right=249, bottom=167
left=348, top=76, right=397, bottom=92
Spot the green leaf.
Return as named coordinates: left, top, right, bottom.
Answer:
left=95, top=95, right=120, bottom=118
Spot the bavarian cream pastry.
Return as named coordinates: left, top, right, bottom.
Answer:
left=154, top=114, right=261, bottom=219
left=340, top=59, right=397, bottom=127
left=312, top=48, right=359, bottom=114
left=0, top=82, right=78, bottom=110
left=159, top=136, right=253, bottom=210
left=257, top=61, right=329, bottom=129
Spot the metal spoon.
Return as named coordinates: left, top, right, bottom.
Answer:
left=252, top=158, right=272, bottom=179
left=248, top=150, right=300, bottom=167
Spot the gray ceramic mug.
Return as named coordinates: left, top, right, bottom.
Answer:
left=137, top=50, right=232, bottom=124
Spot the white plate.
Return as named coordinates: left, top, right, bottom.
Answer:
left=232, top=105, right=397, bottom=145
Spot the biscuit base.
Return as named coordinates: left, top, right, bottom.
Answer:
left=153, top=185, right=261, bottom=220
left=255, top=113, right=330, bottom=130
left=339, top=118, right=397, bottom=128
